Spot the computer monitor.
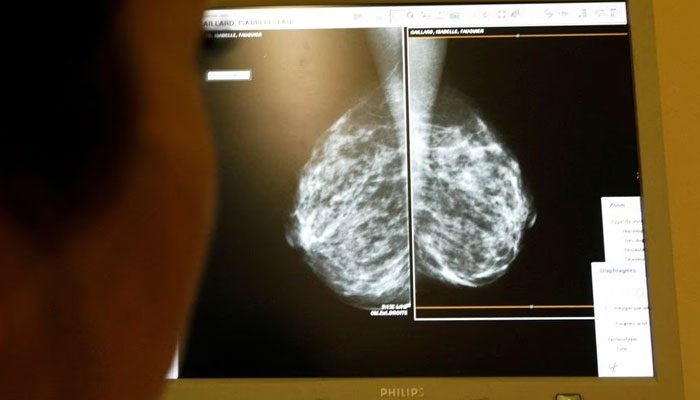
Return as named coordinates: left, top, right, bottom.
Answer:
left=163, top=1, right=685, bottom=399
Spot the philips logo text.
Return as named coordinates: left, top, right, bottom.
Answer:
left=380, top=387, right=425, bottom=398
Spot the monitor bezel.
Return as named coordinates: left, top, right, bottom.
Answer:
left=162, top=1, right=685, bottom=399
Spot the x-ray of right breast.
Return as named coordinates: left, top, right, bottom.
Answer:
left=287, top=30, right=536, bottom=309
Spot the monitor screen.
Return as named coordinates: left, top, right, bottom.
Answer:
left=177, top=1, right=656, bottom=380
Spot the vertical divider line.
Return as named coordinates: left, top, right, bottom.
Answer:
left=402, top=27, right=418, bottom=320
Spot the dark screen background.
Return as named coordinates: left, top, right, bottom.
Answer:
left=182, top=24, right=639, bottom=378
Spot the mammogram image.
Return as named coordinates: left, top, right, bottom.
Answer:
left=287, top=35, right=535, bottom=309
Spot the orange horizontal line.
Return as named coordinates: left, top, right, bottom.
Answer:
left=413, top=33, right=628, bottom=40
left=416, top=305, right=595, bottom=310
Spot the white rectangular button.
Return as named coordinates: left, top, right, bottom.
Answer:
left=206, top=70, right=252, bottom=81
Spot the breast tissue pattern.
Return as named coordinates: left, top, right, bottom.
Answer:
left=286, top=33, right=535, bottom=310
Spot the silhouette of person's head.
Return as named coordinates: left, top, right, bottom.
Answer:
left=0, top=1, right=214, bottom=400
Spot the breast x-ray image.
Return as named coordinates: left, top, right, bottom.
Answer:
left=287, top=30, right=535, bottom=310
left=186, top=25, right=639, bottom=378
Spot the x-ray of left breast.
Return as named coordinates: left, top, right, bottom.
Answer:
left=286, top=81, right=411, bottom=310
